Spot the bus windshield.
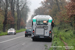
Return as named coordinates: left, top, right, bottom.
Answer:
left=36, top=20, right=48, bottom=25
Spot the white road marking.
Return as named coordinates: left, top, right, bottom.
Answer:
left=22, top=43, right=26, bottom=45
left=0, top=35, right=24, bottom=43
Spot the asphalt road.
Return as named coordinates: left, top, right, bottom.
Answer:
left=0, top=32, right=52, bottom=50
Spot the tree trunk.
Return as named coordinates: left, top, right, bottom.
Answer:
left=3, top=0, right=8, bottom=32
left=17, top=0, right=20, bottom=30
left=56, top=0, right=60, bottom=11
left=10, top=0, right=15, bottom=28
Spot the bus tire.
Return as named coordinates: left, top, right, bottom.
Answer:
left=32, top=38, right=35, bottom=41
left=50, top=38, right=52, bottom=42
left=25, top=35, right=28, bottom=37
left=48, top=38, right=52, bottom=42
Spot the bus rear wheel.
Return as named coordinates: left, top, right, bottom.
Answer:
left=32, top=38, right=36, bottom=41
left=49, top=38, right=52, bottom=42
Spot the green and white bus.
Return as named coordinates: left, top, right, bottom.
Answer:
left=31, top=15, right=54, bottom=41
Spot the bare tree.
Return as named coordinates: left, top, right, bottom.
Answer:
left=0, top=0, right=5, bottom=10
left=16, top=0, right=30, bottom=30
left=3, top=0, right=8, bottom=32
left=17, top=0, right=20, bottom=30
left=10, top=0, right=15, bottom=28
left=56, top=0, right=60, bottom=11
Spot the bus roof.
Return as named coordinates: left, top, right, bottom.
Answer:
left=32, top=15, right=52, bottom=20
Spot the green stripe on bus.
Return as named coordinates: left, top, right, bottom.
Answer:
left=33, top=19, right=36, bottom=22
left=48, top=20, right=52, bottom=23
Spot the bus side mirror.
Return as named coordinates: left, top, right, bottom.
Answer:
left=51, top=22, right=54, bottom=28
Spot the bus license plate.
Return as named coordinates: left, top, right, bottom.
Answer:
left=40, top=36, right=44, bottom=38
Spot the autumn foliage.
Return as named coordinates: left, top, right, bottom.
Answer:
left=66, top=0, right=75, bottom=29
left=20, top=18, right=25, bottom=27
left=7, top=11, right=14, bottom=24
left=66, top=0, right=75, bottom=17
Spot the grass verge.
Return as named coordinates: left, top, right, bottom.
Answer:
left=16, top=29, right=26, bottom=33
left=49, top=27, right=75, bottom=50
left=0, top=29, right=26, bottom=36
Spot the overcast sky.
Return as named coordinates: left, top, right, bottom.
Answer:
left=27, top=0, right=43, bottom=22
left=29, top=0, right=43, bottom=14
